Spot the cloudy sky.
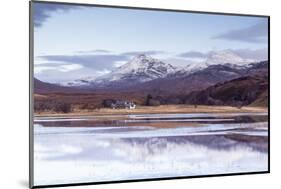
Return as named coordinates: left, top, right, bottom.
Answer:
left=33, top=2, right=268, bottom=83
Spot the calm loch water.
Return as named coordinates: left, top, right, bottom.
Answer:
left=33, top=113, right=268, bottom=185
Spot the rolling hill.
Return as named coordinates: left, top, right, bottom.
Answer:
left=34, top=78, right=79, bottom=93
left=184, top=74, right=268, bottom=107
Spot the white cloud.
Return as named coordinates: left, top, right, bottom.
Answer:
left=76, top=49, right=112, bottom=54
left=113, top=61, right=127, bottom=68
left=164, top=58, right=201, bottom=68
left=59, top=64, right=83, bottom=72
left=34, top=66, right=56, bottom=74
left=34, top=63, right=83, bottom=74
left=96, top=69, right=111, bottom=76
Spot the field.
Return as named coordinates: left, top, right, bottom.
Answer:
left=35, top=104, right=267, bottom=116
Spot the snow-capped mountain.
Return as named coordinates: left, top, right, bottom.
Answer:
left=95, top=54, right=177, bottom=83
left=205, top=50, right=254, bottom=66
left=176, top=63, right=207, bottom=76
left=61, top=54, right=177, bottom=87
left=61, top=51, right=259, bottom=88
left=169, top=50, right=254, bottom=78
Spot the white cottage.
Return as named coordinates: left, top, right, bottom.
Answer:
left=111, top=100, right=136, bottom=109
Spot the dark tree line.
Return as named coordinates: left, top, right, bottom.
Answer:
left=34, top=100, right=72, bottom=113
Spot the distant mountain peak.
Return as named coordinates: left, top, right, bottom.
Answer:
left=119, top=54, right=173, bottom=69
left=96, top=54, right=177, bottom=83
left=136, top=53, right=147, bottom=59
left=205, top=50, right=254, bottom=66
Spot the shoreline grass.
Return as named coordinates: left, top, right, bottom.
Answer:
left=34, top=105, right=268, bottom=117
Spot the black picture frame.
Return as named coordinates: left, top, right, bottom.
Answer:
left=29, top=1, right=270, bottom=188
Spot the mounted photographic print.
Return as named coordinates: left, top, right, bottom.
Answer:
left=30, top=1, right=269, bottom=188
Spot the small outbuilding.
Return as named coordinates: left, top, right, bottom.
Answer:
left=111, top=100, right=136, bottom=109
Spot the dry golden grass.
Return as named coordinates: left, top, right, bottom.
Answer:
left=35, top=105, right=267, bottom=117
left=34, top=105, right=268, bottom=129
left=34, top=94, right=48, bottom=99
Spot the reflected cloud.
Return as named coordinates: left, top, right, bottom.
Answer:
left=34, top=113, right=268, bottom=185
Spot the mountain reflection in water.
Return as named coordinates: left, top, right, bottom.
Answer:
left=33, top=113, right=268, bottom=185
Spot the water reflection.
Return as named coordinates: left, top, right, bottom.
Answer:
left=35, top=113, right=268, bottom=127
left=34, top=113, right=268, bottom=185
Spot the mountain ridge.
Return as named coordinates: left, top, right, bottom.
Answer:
left=61, top=52, right=261, bottom=88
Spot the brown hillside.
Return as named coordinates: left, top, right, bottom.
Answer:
left=185, top=74, right=268, bottom=107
